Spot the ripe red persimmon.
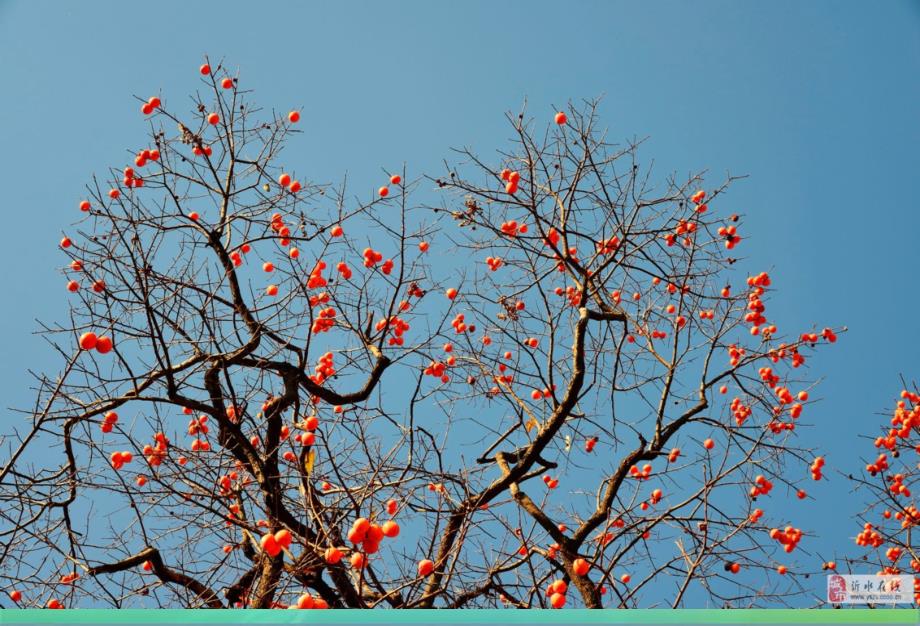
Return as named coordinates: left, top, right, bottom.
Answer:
left=381, top=520, right=400, bottom=538
left=207, top=112, right=220, bottom=125
left=79, top=332, right=98, bottom=350
left=296, top=593, right=314, bottom=609
left=324, top=546, right=343, bottom=564
left=378, top=186, right=389, bottom=197
left=260, top=533, right=281, bottom=557
left=417, top=559, right=434, bottom=577
left=274, top=529, right=292, bottom=549
left=365, top=524, right=384, bottom=544
left=95, top=336, right=113, bottom=354
left=549, top=580, right=567, bottom=596
left=351, top=517, right=370, bottom=542
left=200, top=63, right=211, bottom=75
left=288, top=111, right=301, bottom=123
left=554, top=111, right=567, bottom=125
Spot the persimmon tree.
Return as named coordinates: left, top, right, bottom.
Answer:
left=846, top=383, right=920, bottom=604
left=0, top=60, right=843, bottom=609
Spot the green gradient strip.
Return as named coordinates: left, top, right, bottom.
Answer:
left=0, top=609, right=917, bottom=624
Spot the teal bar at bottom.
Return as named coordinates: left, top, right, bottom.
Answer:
left=0, top=609, right=917, bottom=625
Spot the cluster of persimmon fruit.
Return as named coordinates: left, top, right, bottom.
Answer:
left=856, top=388, right=920, bottom=602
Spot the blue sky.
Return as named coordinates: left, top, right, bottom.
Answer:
left=1, top=0, right=919, bottom=605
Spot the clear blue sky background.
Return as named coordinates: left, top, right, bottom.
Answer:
left=1, top=0, right=918, bottom=603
